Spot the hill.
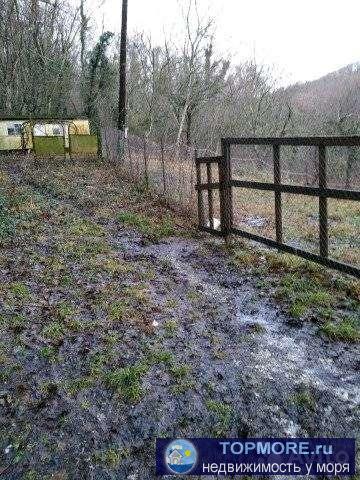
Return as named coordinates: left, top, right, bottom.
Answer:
left=285, top=62, right=360, bottom=113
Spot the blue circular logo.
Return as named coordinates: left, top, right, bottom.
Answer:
left=165, top=439, right=197, bottom=474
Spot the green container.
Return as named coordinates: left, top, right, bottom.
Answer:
left=69, top=134, right=98, bottom=155
left=33, top=136, right=65, bottom=156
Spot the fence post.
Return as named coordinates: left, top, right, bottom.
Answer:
left=319, top=144, right=328, bottom=258
left=207, top=161, right=214, bottom=230
left=195, top=150, right=205, bottom=228
left=273, top=144, right=283, bottom=244
left=220, top=139, right=233, bottom=239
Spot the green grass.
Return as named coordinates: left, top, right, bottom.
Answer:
left=277, top=274, right=333, bottom=318
left=64, top=376, right=94, bottom=396
left=89, top=255, right=134, bottom=275
left=105, top=363, right=148, bottom=403
left=93, top=447, right=129, bottom=468
left=0, top=314, right=27, bottom=333
left=163, top=319, right=178, bottom=336
left=169, top=364, right=190, bottom=380
left=148, top=349, right=173, bottom=365
left=292, top=387, right=316, bottom=411
left=117, top=210, right=174, bottom=239
left=56, top=302, right=76, bottom=320
left=108, top=300, right=128, bottom=321
left=58, top=238, right=110, bottom=259
left=67, top=217, right=105, bottom=237
left=9, top=282, right=30, bottom=299
left=206, top=400, right=233, bottom=436
left=39, top=346, right=58, bottom=361
left=321, top=316, right=359, bottom=342
left=41, top=321, right=66, bottom=343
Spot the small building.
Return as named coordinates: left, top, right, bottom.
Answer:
left=0, top=116, right=91, bottom=152
left=167, top=449, right=183, bottom=465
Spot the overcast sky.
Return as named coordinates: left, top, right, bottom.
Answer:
left=91, top=0, right=360, bottom=85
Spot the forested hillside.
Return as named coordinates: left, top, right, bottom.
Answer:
left=2, top=0, right=360, bottom=150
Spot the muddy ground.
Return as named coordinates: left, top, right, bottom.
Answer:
left=0, top=158, right=359, bottom=479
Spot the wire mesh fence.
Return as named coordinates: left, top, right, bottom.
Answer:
left=102, top=127, right=360, bottom=275
left=231, top=141, right=360, bottom=273
left=101, top=126, right=218, bottom=216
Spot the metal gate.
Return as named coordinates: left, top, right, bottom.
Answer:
left=195, top=137, right=360, bottom=278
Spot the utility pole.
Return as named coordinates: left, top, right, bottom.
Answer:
left=118, top=0, right=128, bottom=132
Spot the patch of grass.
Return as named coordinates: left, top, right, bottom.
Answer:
left=186, top=289, right=203, bottom=303
left=292, top=387, right=316, bottom=411
left=164, top=298, right=178, bottom=309
left=56, top=302, right=76, bottom=320
left=232, top=249, right=261, bottom=268
left=0, top=364, right=19, bottom=381
left=163, top=319, right=178, bottom=336
left=93, top=447, right=129, bottom=468
left=265, top=253, right=314, bottom=273
left=117, top=210, right=174, bottom=239
left=59, top=275, right=73, bottom=287
left=23, top=470, right=38, bottom=480
left=320, top=316, right=359, bottom=343
left=108, top=300, right=128, bottom=321
left=169, top=364, right=194, bottom=395
left=39, top=346, right=58, bottom=361
left=169, top=364, right=190, bottom=380
left=148, top=349, right=173, bottom=365
left=64, top=376, right=94, bottom=396
left=89, top=255, right=134, bottom=275
left=41, top=321, right=66, bottom=344
left=102, top=331, right=121, bottom=346
left=67, top=218, right=105, bottom=237
left=124, top=284, right=150, bottom=304
left=58, top=238, right=110, bottom=259
left=0, top=341, right=8, bottom=364
left=247, top=322, right=266, bottom=334
left=89, top=350, right=114, bottom=377
left=347, top=280, right=360, bottom=301
left=206, top=400, right=233, bottom=435
left=9, top=281, right=30, bottom=299
left=171, top=378, right=194, bottom=395
left=40, top=381, right=59, bottom=397
left=105, top=363, right=148, bottom=403
left=0, top=313, right=27, bottom=333
left=276, top=274, right=333, bottom=319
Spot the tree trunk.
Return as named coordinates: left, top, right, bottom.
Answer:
left=186, top=109, right=192, bottom=146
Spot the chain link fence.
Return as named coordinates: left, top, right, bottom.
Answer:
left=101, top=127, right=360, bottom=274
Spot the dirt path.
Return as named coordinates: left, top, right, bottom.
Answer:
left=0, top=159, right=359, bottom=479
